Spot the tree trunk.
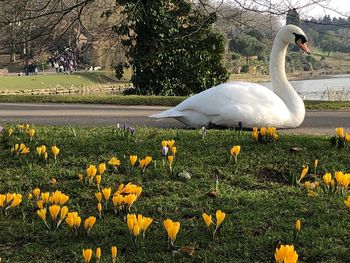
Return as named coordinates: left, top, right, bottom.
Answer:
left=10, top=51, right=16, bottom=62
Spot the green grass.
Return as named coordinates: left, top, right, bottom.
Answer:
left=0, top=94, right=350, bottom=110
left=1, top=126, right=350, bottom=262
left=0, top=94, right=187, bottom=107
left=0, top=72, right=120, bottom=90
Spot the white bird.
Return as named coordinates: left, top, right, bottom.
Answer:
left=150, top=25, right=310, bottom=128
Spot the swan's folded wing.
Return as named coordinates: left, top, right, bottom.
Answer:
left=174, top=82, right=280, bottom=117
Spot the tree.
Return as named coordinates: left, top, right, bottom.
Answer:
left=286, top=8, right=300, bottom=26
left=229, top=34, right=266, bottom=63
left=319, top=33, right=343, bottom=56
left=114, top=0, right=228, bottom=96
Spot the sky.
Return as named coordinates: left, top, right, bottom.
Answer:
left=295, top=0, right=350, bottom=19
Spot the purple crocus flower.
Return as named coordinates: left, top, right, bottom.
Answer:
left=161, top=146, right=169, bottom=156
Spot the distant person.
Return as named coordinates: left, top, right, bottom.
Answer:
left=54, top=61, right=59, bottom=73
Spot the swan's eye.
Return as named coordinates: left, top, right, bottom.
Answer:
left=293, top=33, right=307, bottom=44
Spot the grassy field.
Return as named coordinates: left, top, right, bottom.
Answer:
left=0, top=94, right=350, bottom=110
left=0, top=72, right=119, bottom=90
left=1, top=126, right=350, bottom=262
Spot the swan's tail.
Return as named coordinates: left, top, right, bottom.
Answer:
left=149, top=108, right=183, bottom=119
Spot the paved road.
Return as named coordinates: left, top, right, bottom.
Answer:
left=0, top=103, right=348, bottom=135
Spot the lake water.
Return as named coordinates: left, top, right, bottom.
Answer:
left=260, top=74, right=350, bottom=101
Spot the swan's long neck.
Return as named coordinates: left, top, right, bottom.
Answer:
left=269, top=36, right=305, bottom=127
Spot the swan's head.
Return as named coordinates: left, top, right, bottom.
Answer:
left=278, top=25, right=311, bottom=54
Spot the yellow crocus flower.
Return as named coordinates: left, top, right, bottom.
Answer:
left=252, top=131, right=259, bottom=141
left=84, top=216, right=96, bottom=233
left=41, top=145, right=47, bottom=154
left=49, top=178, right=57, bottom=185
left=37, top=208, right=47, bottom=221
left=8, top=128, right=13, bottom=137
left=37, top=200, right=45, bottom=209
left=299, top=165, right=309, bottom=181
left=86, top=165, right=97, bottom=178
left=202, top=213, right=212, bottom=227
left=96, top=247, right=101, bottom=261
left=274, top=244, right=298, bottom=263
left=133, top=225, right=141, bottom=236
left=57, top=192, right=69, bottom=205
left=65, top=212, right=81, bottom=230
left=308, top=190, right=318, bottom=197
left=127, top=214, right=137, bottom=231
left=82, top=249, right=93, bottom=263
left=344, top=196, right=350, bottom=208
left=216, top=210, right=226, bottom=227
left=260, top=127, right=267, bottom=136
left=145, top=156, right=152, bottom=166
left=168, top=139, right=176, bottom=148
left=60, top=206, right=69, bottom=220
left=41, top=192, right=50, bottom=203
left=27, top=193, right=33, bottom=200
left=111, top=246, right=118, bottom=263
left=344, top=173, right=350, bottom=188
left=108, top=157, right=121, bottom=167
left=335, top=171, right=345, bottom=187
left=123, top=194, right=137, bottom=207
left=27, top=128, right=35, bottom=140
left=97, top=203, right=102, bottom=217
left=129, top=155, right=137, bottom=167
left=0, top=194, right=5, bottom=207
left=112, top=194, right=123, bottom=207
left=32, top=188, right=40, bottom=198
left=102, top=188, right=111, bottom=201
left=314, top=159, right=318, bottom=169
left=51, top=145, right=60, bottom=159
left=95, top=175, right=101, bottom=186
left=6, top=193, right=14, bottom=203
left=142, top=217, right=153, bottom=233
left=304, top=181, right=311, bottom=189
left=36, top=146, right=42, bottom=156
left=79, top=174, right=84, bottom=182
left=168, top=155, right=174, bottom=165
left=230, top=145, right=241, bottom=157
left=336, top=127, right=345, bottom=137
left=267, top=127, right=276, bottom=136
left=65, top=216, right=74, bottom=228
left=49, top=205, right=61, bottom=221
left=171, top=147, right=177, bottom=156
left=346, top=133, right=350, bottom=142
left=323, top=173, right=332, bottom=185
left=19, top=144, right=30, bottom=154
left=95, top=192, right=102, bottom=203
left=140, top=159, right=147, bottom=169
left=163, top=219, right=180, bottom=243
left=98, top=163, right=106, bottom=175
left=10, top=193, right=22, bottom=208
left=295, top=219, right=301, bottom=232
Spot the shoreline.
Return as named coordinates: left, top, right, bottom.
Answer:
left=229, top=70, right=350, bottom=83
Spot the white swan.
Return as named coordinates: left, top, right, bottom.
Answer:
left=150, top=25, right=310, bottom=128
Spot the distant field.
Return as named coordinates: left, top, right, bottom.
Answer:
left=0, top=72, right=121, bottom=90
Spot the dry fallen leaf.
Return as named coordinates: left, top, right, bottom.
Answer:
left=207, top=191, right=218, bottom=198
left=178, top=246, right=195, bottom=256
left=290, top=147, right=303, bottom=153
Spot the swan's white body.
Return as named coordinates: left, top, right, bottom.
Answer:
left=150, top=25, right=307, bottom=128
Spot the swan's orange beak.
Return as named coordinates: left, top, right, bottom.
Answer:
left=296, top=39, right=311, bottom=54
